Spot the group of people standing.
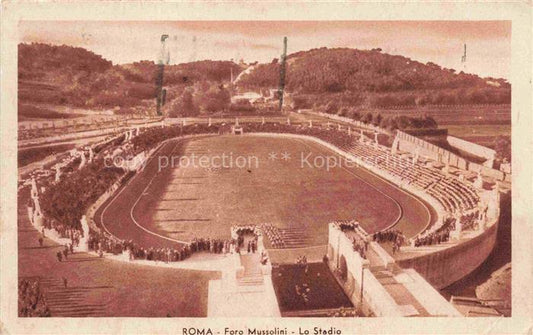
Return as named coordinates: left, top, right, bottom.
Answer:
left=412, top=226, right=451, bottom=247
left=260, top=224, right=285, bottom=249
left=56, top=243, right=75, bottom=262
left=351, top=236, right=369, bottom=259
left=372, top=229, right=405, bottom=254
left=86, top=228, right=262, bottom=264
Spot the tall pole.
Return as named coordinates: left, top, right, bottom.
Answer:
left=156, top=34, right=169, bottom=116
left=360, top=266, right=364, bottom=306
left=278, top=37, right=287, bottom=112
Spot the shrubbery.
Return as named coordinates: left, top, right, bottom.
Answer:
left=40, top=159, right=123, bottom=229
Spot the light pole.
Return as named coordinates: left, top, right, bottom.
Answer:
left=278, top=37, right=287, bottom=112
left=156, top=34, right=169, bottom=116
left=360, top=265, right=365, bottom=307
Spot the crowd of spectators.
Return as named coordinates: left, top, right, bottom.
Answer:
left=412, top=210, right=482, bottom=248
left=332, top=220, right=361, bottom=231
left=331, top=220, right=369, bottom=259
left=18, top=279, right=51, bottom=317
left=460, top=212, right=479, bottom=231
left=87, top=228, right=257, bottom=263
left=128, top=121, right=355, bottom=157
left=412, top=218, right=455, bottom=247
left=241, top=122, right=354, bottom=149
left=40, top=158, right=123, bottom=232
left=260, top=224, right=285, bottom=249
left=40, top=215, right=82, bottom=246
left=373, top=229, right=405, bottom=254
left=350, top=236, right=368, bottom=260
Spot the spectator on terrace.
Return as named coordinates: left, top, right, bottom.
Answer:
left=63, top=246, right=69, bottom=260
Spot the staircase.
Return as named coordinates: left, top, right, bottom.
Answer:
left=238, top=253, right=264, bottom=289
left=39, top=277, right=109, bottom=317
left=367, top=265, right=430, bottom=317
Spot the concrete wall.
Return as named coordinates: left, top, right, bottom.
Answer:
left=399, top=269, right=462, bottom=316
left=467, top=161, right=506, bottom=181
left=327, top=224, right=404, bottom=316
left=397, top=130, right=509, bottom=181
left=304, top=111, right=391, bottom=134
left=397, top=218, right=499, bottom=290
left=447, top=135, right=496, bottom=168
left=18, top=116, right=163, bottom=131
left=396, top=130, right=470, bottom=170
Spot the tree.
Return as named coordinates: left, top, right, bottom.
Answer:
left=373, top=113, right=383, bottom=126
left=350, top=110, right=361, bottom=121
left=388, top=117, right=399, bottom=131
left=362, top=111, right=373, bottom=124
left=493, top=136, right=511, bottom=161
left=168, top=89, right=198, bottom=117
left=230, top=99, right=254, bottom=113
left=396, top=115, right=411, bottom=130
left=324, top=100, right=339, bottom=114
left=197, top=85, right=231, bottom=113
left=422, top=116, right=438, bottom=129
left=338, top=107, right=349, bottom=117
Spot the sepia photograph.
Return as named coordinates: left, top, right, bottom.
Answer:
left=1, top=2, right=531, bottom=334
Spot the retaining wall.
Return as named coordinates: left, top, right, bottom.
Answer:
left=447, top=135, right=496, bottom=166
left=396, top=130, right=509, bottom=181
left=327, top=224, right=404, bottom=316
left=397, top=218, right=499, bottom=290
left=396, top=130, right=470, bottom=170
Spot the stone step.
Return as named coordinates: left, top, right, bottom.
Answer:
left=51, top=311, right=107, bottom=317
left=238, top=278, right=264, bottom=287
left=243, top=271, right=262, bottom=277
left=281, top=242, right=311, bottom=247
left=279, top=228, right=307, bottom=232
left=279, top=234, right=309, bottom=239
left=33, top=276, right=113, bottom=317
left=269, top=244, right=311, bottom=249
left=278, top=231, right=308, bottom=235
left=48, top=305, right=106, bottom=312
left=277, top=239, right=308, bottom=244
left=239, top=276, right=263, bottom=283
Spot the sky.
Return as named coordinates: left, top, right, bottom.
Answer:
left=19, top=21, right=511, bottom=79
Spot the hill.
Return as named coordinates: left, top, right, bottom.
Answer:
left=236, top=47, right=510, bottom=108
left=18, top=44, right=511, bottom=118
left=18, top=43, right=242, bottom=116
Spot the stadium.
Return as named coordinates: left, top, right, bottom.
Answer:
left=20, top=117, right=510, bottom=317
left=15, top=21, right=512, bottom=319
